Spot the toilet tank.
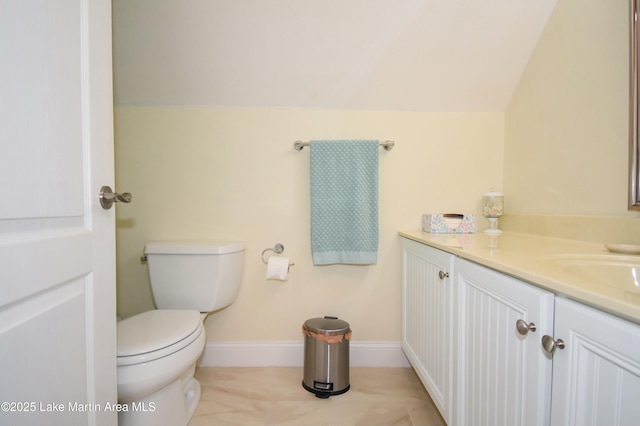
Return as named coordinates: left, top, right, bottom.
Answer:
left=144, top=241, right=245, bottom=313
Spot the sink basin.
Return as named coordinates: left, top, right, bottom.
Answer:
left=539, top=254, right=640, bottom=303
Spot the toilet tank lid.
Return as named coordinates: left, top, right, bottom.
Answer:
left=144, top=240, right=245, bottom=255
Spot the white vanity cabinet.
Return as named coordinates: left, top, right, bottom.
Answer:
left=401, top=238, right=454, bottom=423
left=401, top=234, right=640, bottom=426
left=401, top=237, right=554, bottom=426
left=547, top=297, right=640, bottom=426
left=454, top=258, right=554, bottom=426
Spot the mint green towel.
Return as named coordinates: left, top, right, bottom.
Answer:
left=310, top=140, right=379, bottom=265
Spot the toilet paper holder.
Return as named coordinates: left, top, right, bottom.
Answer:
left=261, top=243, right=294, bottom=266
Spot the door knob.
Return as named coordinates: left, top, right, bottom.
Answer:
left=438, top=270, right=449, bottom=280
left=541, top=335, right=565, bottom=355
left=99, top=185, right=132, bottom=210
left=516, top=319, right=536, bottom=336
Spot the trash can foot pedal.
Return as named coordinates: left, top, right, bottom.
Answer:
left=302, top=381, right=350, bottom=398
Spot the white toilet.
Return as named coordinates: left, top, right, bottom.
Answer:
left=116, top=240, right=245, bottom=426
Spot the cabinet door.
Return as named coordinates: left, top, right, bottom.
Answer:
left=402, top=238, right=454, bottom=423
left=549, top=298, right=640, bottom=426
left=455, top=259, right=554, bottom=426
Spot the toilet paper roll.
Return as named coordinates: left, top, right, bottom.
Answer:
left=266, top=256, right=290, bottom=281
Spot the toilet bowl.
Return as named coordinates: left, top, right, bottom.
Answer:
left=117, top=310, right=205, bottom=426
left=116, top=241, right=245, bottom=426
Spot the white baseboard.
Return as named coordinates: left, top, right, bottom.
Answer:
left=198, top=341, right=410, bottom=368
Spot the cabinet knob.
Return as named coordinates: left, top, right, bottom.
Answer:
left=541, top=335, right=565, bottom=354
left=516, top=319, right=536, bottom=336
left=438, top=270, right=449, bottom=280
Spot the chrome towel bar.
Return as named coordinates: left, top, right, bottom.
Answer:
left=293, top=140, right=395, bottom=151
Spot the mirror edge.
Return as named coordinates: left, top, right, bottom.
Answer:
left=630, top=0, right=640, bottom=210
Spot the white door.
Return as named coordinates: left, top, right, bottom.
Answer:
left=0, top=1, right=117, bottom=425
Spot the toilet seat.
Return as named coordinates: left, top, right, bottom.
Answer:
left=117, top=310, right=203, bottom=366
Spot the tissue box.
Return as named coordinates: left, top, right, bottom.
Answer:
left=422, top=214, right=476, bottom=234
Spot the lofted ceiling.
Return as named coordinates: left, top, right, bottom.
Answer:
left=112, top=0, right=558, bottom=111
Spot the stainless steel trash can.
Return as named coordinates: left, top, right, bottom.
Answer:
left=302, top=316, right=351, bottom=398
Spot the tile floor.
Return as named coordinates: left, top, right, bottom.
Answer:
left=188, top=367, right=446, bottom=426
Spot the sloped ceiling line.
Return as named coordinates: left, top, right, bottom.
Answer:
left=112, top=0, right=558, bottom=111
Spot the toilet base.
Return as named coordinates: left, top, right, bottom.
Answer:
left=118, top=370, right=201, bottom=426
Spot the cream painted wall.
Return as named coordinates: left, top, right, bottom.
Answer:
left=115, top=108, right=503, bottom=341
left=505, top=0, right=632, bottom=216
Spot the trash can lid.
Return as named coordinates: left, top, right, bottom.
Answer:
left=304, top=316, right=350, bottom=336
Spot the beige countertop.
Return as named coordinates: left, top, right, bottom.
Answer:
left=399, top=230, right=640, bottom=325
